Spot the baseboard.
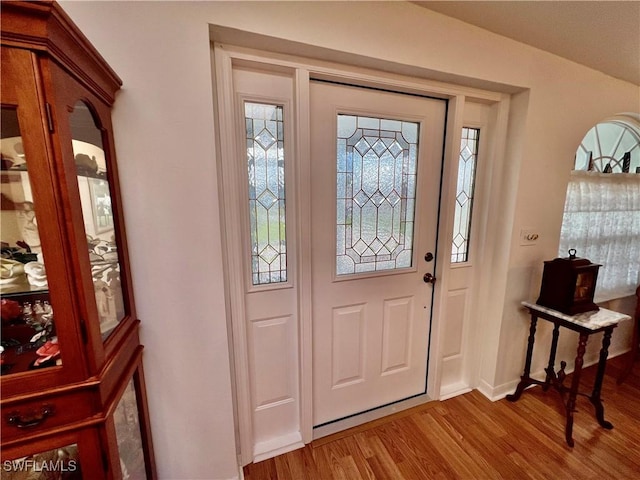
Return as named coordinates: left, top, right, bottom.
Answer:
left=476, top=377, right=511, bottom=401
left=235, top=455, right=245, bottom=480
left=252, top=431, right=304, bottom=463
left=439, top=382, right=472, bottom=401
left=478, top=348, right=629, bottom=402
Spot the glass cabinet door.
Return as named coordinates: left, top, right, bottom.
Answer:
left=1, top=108, right=60, bottom=376
left=69, top=101, right=126, bottom=340
left=113, top=378, right=146, bottom=479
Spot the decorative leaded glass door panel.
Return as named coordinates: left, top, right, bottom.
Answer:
left=310, top=81, right=446, bottom=427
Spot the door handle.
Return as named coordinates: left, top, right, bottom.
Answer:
left=423, top=273, right=436, bottom=284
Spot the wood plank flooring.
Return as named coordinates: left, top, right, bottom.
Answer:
left=243, top=356, right=640, bottom=479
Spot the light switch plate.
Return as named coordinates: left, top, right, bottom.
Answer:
left=520, top=227, right=540, bottom=246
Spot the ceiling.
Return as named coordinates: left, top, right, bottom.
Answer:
left=414, top=1, right=640, bottom=85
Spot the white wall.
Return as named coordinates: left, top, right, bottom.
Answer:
left=59, top=3, right=240, bottom=479
left=59, top=1, right=639, bottom=478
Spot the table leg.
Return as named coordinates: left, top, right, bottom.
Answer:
left=565, top=333, right=588, bottom=447
left=544, top=323, right=561, bottom=390
left=507, top=315, right=538, bottom=402
left=590, top=327, right=614, bottom=429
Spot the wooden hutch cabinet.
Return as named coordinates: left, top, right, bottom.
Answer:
left=1, top=1, right=156, bottom=478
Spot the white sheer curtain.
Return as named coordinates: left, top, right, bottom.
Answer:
left=559, top=170, right=640, bottom=302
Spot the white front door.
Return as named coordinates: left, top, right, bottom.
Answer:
left=310, top=81, right=446, bottom=426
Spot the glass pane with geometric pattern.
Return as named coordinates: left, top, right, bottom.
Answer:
left=451, top=127, right=480, bottom=263
left=336, top=114, right=419, bottom=275
left=245, top=102, right=287, bottom=285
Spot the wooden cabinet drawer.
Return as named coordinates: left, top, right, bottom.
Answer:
left=1, top=389, right=97, bottom=445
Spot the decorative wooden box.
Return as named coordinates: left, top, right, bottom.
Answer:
left=537, top=249, right=601, bottom=315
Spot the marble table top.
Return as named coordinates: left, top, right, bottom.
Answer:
left=522, top=301, right=631, bottom=331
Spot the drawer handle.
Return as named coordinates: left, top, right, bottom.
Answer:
left=6, top=404, right=55, bottom=428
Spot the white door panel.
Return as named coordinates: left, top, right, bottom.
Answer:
left=231, top=67, right=301, bottom=454
left=439, top=101, right=493, bottom=398
left=310, top=81, right=446, bottom=426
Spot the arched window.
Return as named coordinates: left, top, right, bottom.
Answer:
left=575, top=116, right=640, bottom=173
left=559, top=114, right=640, bottom=302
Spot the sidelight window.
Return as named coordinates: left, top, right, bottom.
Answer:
left=244, top=102, right=287, bottom=285
left=451, top=127, right=480, bottom=263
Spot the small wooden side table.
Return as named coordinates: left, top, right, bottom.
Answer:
left=507, top=302, right=630, bottom=447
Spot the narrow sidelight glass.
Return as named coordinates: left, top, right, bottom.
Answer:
left=451, top=127, right=480, bottom=263
left=244, top=102, right=287, bottom=285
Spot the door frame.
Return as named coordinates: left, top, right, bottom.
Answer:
left=212, top=42, right=511, bottom=465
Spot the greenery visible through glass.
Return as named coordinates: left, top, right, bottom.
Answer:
left=336, top=114, right=419, bottom=275
left=245, top=102, right=287, bottom=285
left=451, top=127, right=480, bottom=263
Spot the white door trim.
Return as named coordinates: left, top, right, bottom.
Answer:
left=212, top=46, right=255, bottom=465
left=212, top=42, right=511, bottom=465
left=293, top=67, right=314, bottom=446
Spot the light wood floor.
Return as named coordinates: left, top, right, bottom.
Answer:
left=243, top=355, right=640, bottom=479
